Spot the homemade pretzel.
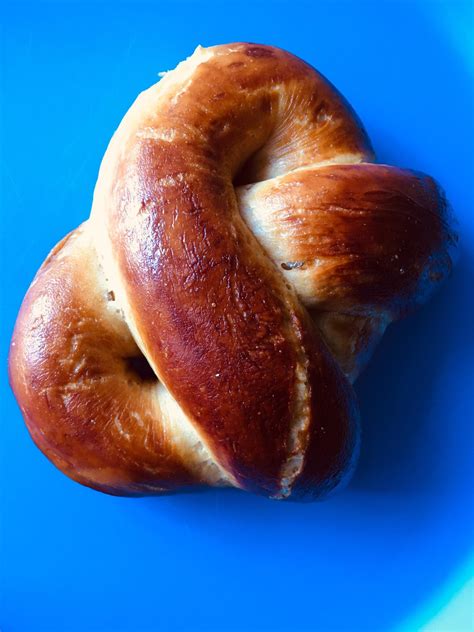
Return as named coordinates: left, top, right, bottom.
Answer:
left=9, top=44, right=456, bottom=499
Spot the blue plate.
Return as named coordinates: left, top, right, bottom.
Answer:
left=1, top=1, right=472, bottom=630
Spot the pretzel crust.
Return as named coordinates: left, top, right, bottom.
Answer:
left=9, top=44, right=456, bottom=499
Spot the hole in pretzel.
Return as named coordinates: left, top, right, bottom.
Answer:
left=233, top=150, right=262, bottom=187
left=124, top=354, right=157, bottom=383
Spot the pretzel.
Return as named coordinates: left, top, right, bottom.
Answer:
left=9, top=44, right=457, bottom=500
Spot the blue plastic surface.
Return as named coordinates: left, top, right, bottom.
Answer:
left=1, top=2, right=473, bottom=630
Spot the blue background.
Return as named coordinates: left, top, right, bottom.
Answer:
left=1, top=1, right=473, bottom=630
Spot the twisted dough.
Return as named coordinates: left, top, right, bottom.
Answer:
left=9, top=44, right=457, bottom=499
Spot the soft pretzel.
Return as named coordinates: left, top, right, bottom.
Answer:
left=9, top=43, right=457, bottom=500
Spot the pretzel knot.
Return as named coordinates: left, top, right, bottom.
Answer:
left=9, top=44, right=457, bottom=500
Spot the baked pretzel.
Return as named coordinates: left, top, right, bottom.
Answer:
left=9, top=44, right=457, bottom=500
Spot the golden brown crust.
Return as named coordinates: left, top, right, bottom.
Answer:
left=238, top=162, right=457, bottom=381
left=8, top=43, right=457, bottom=499
left=9, top=226, right=230, bottom=495
left=239, top=163, right=456, bottom=318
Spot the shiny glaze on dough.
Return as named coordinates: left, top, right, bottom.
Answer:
left=9, top=44, right=457, bottom=499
